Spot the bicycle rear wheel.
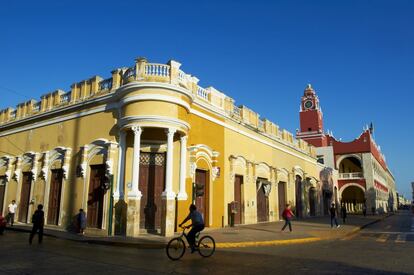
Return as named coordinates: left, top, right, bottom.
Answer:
left=166, top=237, right=186, bottom=260
left=198, top=235, right=215, bottom=257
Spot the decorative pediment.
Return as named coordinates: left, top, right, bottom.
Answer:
left=79, top=139, right=117, bottom=177
left=188, top=144, right=220, bottom=181
left=0, top=156, right=13, bottom=182
left=276, top=168, right=290, bottom=183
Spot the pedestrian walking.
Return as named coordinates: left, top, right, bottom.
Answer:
left=362, top=204, right=367, bottom=216
left=29, top=204, right=44, bottom=245
left=341, top=204, right=347, bottom=224
left=77, top=209, right=86, bottom=235
left=281, top=204, right=295, bottom=232
left=6, top=200, right=17, bottom=226
left=330, top=203, right=340, bottom=228
left=0, top=215, right=6, bottom=235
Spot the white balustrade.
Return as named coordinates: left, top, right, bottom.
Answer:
left=178, top=70, right=186, bottom=81
left=145, top=63, right=170, bottom=77
left=99, top=78, right=113, bottom=91
left=60, top=92, right=71, bottom=104
left=197, top=87, right=209, bottom=101
left=33, top=102, right=41, bottom=112
left=123, top=67, right=136, bottom=79
left=339, top=172, right=364, bottom=179
left=258, top=119, right=264, bottom=129
left=10, top=110, right=16, bottom=119
left=233, top=105, right=241, bottom=117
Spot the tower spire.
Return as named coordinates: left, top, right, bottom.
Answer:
left=297, top=84, right=327, bottom=147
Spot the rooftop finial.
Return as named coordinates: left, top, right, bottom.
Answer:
left=304, top=83, right=315, bottom=95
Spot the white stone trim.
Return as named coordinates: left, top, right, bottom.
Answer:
left=119, top=94, right=191, bottom=112
left=120, top=115, right=190, bottom=132
left=336, top=154, right=363, bottom=170
left=115, top=81, right=194, bottom=102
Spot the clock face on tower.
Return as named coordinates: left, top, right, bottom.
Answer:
left=304, top=100, right=314, bottom=109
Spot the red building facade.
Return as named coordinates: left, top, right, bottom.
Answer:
left=297, top=85, right=397, bottom=213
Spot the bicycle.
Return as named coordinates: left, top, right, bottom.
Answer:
left=166, top=226, right=216, bottom=260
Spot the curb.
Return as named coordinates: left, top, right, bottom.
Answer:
left=5, top=214, right=394, bottom=249
left=216, top=237, right=322, bottom=248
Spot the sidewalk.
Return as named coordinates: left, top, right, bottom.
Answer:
left=5, top=214, right=391, bottom=249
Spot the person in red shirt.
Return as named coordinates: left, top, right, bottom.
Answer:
left=281, top=204, right=295, bottom=232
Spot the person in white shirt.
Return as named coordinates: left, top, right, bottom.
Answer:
left=7, top=200, right=17, bottom=226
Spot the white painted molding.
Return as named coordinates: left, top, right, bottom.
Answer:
left=115, top=81, right=194, bottom=102
left=120, top=115, right=190, bottom=132
left=119, top=94, right=191, bottom=112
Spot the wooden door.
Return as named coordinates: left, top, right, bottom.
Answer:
left=256, top=181, right=269, bottom=222
left=47, top=169, right=63, bottom=225
left=87, top=165, right=105, bottom=229
left=139, top=152, right=165, bottom=231
left=234, top=175, right=243, bottom=225
left=309, top=188, right=316, bottom=216
left=0, top=176, right=6, bottom=215
left=195, top=169, right=208, bottom=223
left=19, top=172, right=32, bottom=223
left=295, top=176, right=303, bottom=218
left=278, top=182, right=286, bottom=220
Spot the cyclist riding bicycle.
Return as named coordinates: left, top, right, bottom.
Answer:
left=179, top=204, right=205, bottom=253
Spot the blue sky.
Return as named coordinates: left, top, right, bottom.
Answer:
left=1, top=1, right=413, bottom=198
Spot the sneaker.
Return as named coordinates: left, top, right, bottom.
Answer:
left=337, top=225, right=340, bottom=228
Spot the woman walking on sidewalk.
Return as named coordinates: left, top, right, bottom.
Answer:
left=330, top=203, right=340, bottom=228
left=281, top=204, right=295, bottom=232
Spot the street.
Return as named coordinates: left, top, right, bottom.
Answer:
left=0, top=211, right=413, bottom=274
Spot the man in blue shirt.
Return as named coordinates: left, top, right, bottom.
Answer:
left=179, top=204, right=205, bottom=253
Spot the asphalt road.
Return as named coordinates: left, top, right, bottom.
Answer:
left=0, top=210, right=413, bottom=275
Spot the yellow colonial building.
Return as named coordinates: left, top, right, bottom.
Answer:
left=0, top=57, right=323, bottom=237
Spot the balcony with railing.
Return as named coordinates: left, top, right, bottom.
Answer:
left=197, top=87, right=209, bottom=101
left=232, top=105, right=241, bottom=118
left=339, top=172, right=364, bottom=179
left=145, top=63, right=170, bottom=77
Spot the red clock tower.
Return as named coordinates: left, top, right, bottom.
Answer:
left=296, top=84, right=327, bottom=147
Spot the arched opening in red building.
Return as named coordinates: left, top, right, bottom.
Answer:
left=341, top=185, right=365, bottom=213
left=338, top=156, right=363, bottom=179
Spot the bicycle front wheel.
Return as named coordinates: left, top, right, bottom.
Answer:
left=198, top=235, right=216, bottom=257
left=166, top=237, right=186, bottom=261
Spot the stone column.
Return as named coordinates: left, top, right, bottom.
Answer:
left=162, top=128, right=176, bottom=199
left=177, top=135, right=188, bottom=200
left=129, top=126, right=143, bottom=199
left=161, top=128, right=176, bottom=236
left=114, top=130, right=126, bottom=200
left=127, top=126, right=143, bottom=237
